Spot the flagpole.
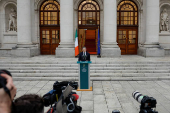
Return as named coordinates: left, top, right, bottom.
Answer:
left=97, top=29, right=101, bottom=58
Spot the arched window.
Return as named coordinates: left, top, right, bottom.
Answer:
left=78, top=0, right=100, bottom=25
left=40, top=0, right=60, bottom=25
left=117, top=0, right=138, bottom=26
left=39, top=0, right=60, bottom=55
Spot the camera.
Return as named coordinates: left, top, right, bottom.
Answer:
left=132, top=91, right=158, bottom=113
left=0, top=70, right=12, bottom=88
left=43, top=81, right=78, bottom=107
left=43, top=81, right=82, bottom=113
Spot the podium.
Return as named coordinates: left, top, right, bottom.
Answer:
left=77, top=61, right=92, bottom=91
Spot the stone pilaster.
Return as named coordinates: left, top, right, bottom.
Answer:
left=11, top=0, right=39, bottom=57
left=55, top=0, right=74, bottom=58
left=101, top=0, right=121, bottom=58
left=138, top=0, right=165, bottom=57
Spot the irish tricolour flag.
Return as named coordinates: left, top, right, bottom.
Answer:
left=75, top=29, right=79, bottom=56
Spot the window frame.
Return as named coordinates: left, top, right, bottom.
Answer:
left=117, top=0, right=138, bottom=26
left=40, top=0, right=60, bottom=26
left=78, top=0, right=100, bottom=26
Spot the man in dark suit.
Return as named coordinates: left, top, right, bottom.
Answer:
left=78, top=47, right=90, bottom=61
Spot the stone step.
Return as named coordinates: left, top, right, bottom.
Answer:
left=11, top=73, right=170, bottom=77
left=1, top=67, right=170, bottom=70
left=9, top=70, right=170, bottom=73
left=1, top=61, right=170, bottom=81
left=1, top=64, right=170, bottom=68
left=1, top=64, right=170, bottom=67
left=1, top=61, right=170, bottom=64
left=12, top=76, right=170, bottom=81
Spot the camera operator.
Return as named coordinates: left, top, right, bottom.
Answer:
left=13, top=94, right=44, bottom=113
left=0, top=73, right=17, bottom=113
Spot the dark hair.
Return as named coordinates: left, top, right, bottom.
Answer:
left=13, top=94, right=44, bottom=113
left=82, top=46, right=86, bottom=49
left=0, top=69, right=12, bottom=76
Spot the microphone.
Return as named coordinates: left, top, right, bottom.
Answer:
left=71, top=94, right=79, bottom=101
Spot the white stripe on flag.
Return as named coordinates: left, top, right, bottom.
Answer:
left=75, top=37, right=78, bottom=47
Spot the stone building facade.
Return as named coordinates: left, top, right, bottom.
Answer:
left=0, top=0, right=169, bottom=57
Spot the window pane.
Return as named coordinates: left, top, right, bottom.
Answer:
left=97, top=21, right=99, bottom=25
left=97, top=12, right=99, bottom=20
left=79, top=12, right=81, bottom=21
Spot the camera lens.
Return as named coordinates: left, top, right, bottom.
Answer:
left=132, top=91, right=144, bottom=103
left=112, top=110, right=120, bottom=113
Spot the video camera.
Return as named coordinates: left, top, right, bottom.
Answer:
left=132, top=91, right=158, bottom=113
left=43, top=81, right=82, bottom=113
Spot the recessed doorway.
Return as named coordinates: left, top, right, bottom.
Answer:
left=78, top=29, right=98, bottom=54
left=78, top=0, right=100, bottom=55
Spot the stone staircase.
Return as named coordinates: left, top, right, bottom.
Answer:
left=0, top=61, right=170, bottom=81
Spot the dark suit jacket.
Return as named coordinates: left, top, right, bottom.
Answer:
left=78, top=52, right=90, bottom=61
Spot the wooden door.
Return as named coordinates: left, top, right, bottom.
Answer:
left=117, top=29, right=138, bottom=55
left=40, top=29, right=60, bottom=55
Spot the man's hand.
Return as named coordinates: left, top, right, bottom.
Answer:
left=0, top=74, right=17, bottom=113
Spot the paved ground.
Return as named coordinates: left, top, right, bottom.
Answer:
left=2, top=55, right=170, bottom=112
left=14, top=80, right=170, bottom=113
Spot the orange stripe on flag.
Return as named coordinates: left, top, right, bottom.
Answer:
left=75, top=46, right=79, bottom=56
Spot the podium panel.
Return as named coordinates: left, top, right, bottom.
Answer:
left=80, top=63, right=89, bottom=89
left=77, top=61, right=92, bottom=91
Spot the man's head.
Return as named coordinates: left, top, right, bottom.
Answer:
left=82, top=47, right=87, bottom=52
left=13, top=94, right=44, bottom=113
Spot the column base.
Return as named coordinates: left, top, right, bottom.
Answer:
left=55, top=42, right=75, bottom=58
left=11, top=46, right=40, bottom=57
left=101, top=42, right=121, bottom=58
left=138, top=47, right=165, bottom=57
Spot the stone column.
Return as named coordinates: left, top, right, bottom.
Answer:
left=17, top=0, right=32, bottom=45
left=101, top=0, right=121, bottom=57
left=55, top=0, right=74, bottom=58
left=138, top=0, right=165, bottom=57
left=11, top=0, right=39, bottom=57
